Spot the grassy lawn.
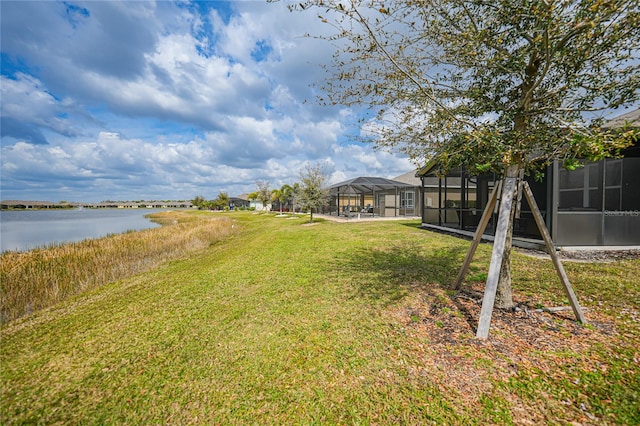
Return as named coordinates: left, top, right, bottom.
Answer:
left=1, top=211, right=638, bottom=424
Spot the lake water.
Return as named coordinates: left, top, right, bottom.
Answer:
left=0, top=209, right=165, bottom=252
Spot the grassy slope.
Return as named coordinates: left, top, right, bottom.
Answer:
left=1, top=212, right=638, bottom=424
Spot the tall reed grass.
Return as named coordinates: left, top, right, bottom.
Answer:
left=0, top=211, right=236, bottom=323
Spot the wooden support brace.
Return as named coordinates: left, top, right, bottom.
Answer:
left=522, top=181, right=586, bottom=324
left=454, top=183, right=501, bottom=290
left=476, top=176, right=517, bottom=339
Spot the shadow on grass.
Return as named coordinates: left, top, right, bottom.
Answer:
left=334, top=239, right=489, bottom=332
left=337, top=243, right=464, bottom=301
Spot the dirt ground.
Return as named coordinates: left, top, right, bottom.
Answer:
left=389, top=248, right=640, bottom=424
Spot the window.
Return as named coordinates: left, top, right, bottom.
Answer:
left=424, top=188, right=438, bottom=208
left=605, top=159, right=622, bottom=211
left=621, top=158, right=640, bottom=210
left=558, top=163, right=602, bottom=211
left=401, top=191, right=414, bottom=208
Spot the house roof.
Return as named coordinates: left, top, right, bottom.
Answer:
left=602, top=108, right=640, bottom=128
left=391, top=169, right=421, bottom=186
left=328, top=176, right=414, bottom=195
left=416, top=161, right=437, bottom=177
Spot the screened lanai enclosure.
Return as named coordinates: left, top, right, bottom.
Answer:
left=418, top=165, right=549, bottom=241
left=325, top=177, right=420, bottom=218
left=418, top=143, right=640, bottom=246
left=418, top=109, right=640, bottom=246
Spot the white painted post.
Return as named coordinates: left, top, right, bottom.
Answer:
left=476, top=176, right=517, bottom=339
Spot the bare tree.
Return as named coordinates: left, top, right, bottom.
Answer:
left=256, top=180, right=272, bottom=212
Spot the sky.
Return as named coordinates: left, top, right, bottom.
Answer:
left=0, top=0, right=414, bottom=203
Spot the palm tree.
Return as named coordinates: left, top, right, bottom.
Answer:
left=272, top=184, right=293, bottom=214
left=214, top=191, right=230, bottom=210
left=191, top=195, right=206, bottom=209
left=256, top=181, right=272, bottom=212
left=247, top=191, right=259, bottom=210
left=290, top=182, right=300, bottom=217
left=271, top=189, right=282, bottom=214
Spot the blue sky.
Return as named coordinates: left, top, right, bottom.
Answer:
left=0, top=0, right=413, bottom=202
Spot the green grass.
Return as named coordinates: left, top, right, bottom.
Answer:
left=1, top=211, right=638, bottom=424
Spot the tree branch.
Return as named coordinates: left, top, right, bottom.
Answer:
left=351, top=4, right=479, bottom=129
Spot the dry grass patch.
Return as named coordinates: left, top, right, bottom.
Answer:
left=0, top=211, right=237, bottom=323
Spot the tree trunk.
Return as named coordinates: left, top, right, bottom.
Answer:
left=495, top=165, right=519, bottom=309
left=495, top=47, right=538, bottom=309
left=495, top=206, right=515, bottom=308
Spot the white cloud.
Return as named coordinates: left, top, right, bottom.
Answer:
left=0, top=1, right=413, bottom=202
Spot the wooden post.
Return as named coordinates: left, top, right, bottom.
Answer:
left=454, top=183, right=501, bottom=290
left=522, top=181, right=587, bottom=324
left=476, top=175, right=517, bottom=339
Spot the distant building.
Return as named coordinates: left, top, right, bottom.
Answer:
left=230, top=196, right=251, bottom=210
left=326, top=175, right=420, bottom=218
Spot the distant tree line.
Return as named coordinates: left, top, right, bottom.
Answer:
left=191, top=193, right=231, bottom=211
left=191, top=162, right=330, bottom=222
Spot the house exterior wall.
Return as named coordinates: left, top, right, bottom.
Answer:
left=379, top=188, right=420, bottom=217
left=419, top=154, right=640, bottom=246
left=553, top=157, right=640, bottom=245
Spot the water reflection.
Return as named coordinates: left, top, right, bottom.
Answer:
left=0, top=209, right=164, bottom=252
